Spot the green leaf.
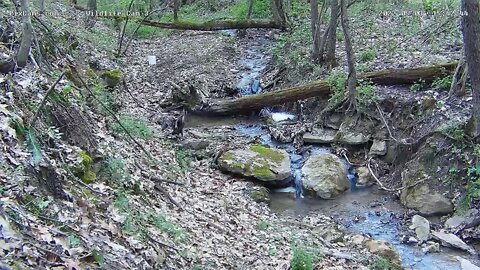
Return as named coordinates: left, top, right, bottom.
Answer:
left=26, top=129, right=42, bottom=165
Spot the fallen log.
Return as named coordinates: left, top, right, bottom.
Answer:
left=195, top=62, right=458, bottom=115
left=139, top=19, right=283, bottom=31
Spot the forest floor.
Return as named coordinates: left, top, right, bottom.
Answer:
left=1, top=1, right=479, bottom=270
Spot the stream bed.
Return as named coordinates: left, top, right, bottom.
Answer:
left=188, top=31, right=478, bottom=269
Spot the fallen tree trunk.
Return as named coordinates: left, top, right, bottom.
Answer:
left=139, top=19, right=283, bottom=30
left=196, top=62, right=458, bottom=115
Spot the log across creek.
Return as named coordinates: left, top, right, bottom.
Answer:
left=194, top=62, right=458, bottom=115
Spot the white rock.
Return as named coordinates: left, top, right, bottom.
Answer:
left=432, top=230, right=477, bottom=255
left=410, top=215, right=430, bottom=243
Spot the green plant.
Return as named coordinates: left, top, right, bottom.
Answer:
left=99, top=157, right=130, bottom=185
left=431, top=76, right=452, bottom=91
left=290, top=247, right=314, bottom=270
left=356, top=81, right=379, bottom=108
left=370, top=257, right=395, bottom=270
left=326, top=71, right=348, bottom=108
left=175, top=148, right=194, bottom=172
left=68, top=235, right=81, bottom=247
left=110, top=115, right=153, bottom=140
left=257, top=219, right=270, bottom=231
left=151, top=213, right=188, bottom=243
left=410, top=79, right=425, bottom=92
left=359, top=48, right=377, bottom=62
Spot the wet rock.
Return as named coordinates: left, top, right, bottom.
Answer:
left=406, top=236, right=418, bottom=244
left=356, top=166, right=373, bottom=187
left=432, top=230, right=477, bottom=255
left=456, top=257, right=480, bottom=270
left=351, top=234, right=366, bottom=246
left=400, top=184, right=454, bottom=215
left=249, top=186, right=270, bottom=203
left=218, top=144, right=291, bottom=185
left=422, top=97, right=437, bottom=110
left=303, top=128, right=337, bottom=144
left=335, top=131, right=370, bottom=145
left=369, top=139, right=387, bottom=156
left=302, top=153, right=349, bottom=199
left=181, top=139, right=210, bottom=150
left=445, top=209, right=480, bottom=230
left=421, top=241, right=440, bottom=253
left=410, top=215, right=430, bottom=243
left=366, top=240, right=401, bottom=262
left=314, top=224, right=344, bottom=243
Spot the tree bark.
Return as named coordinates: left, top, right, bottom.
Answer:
left=310, top=0, right=322, bottom=63
left=0, top=0, right=33, bottom=74
left=139, top=19, right=283, bottom=30
left=324, top=0, right=339, bottom=68
left=462, top=0, right=480, bottom=138
left=271, top=0, right=287, bottom=28
left=340, top=0, right=356, bottom=108
left=195, top=62, right=458, bottom=115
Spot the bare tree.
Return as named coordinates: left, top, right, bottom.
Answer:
left=462, top=0, right=480, bottom=138
left=340, top=0, right=356, bottom=110
left=0, top=0, right=33, bottom=74
left=310, top=0, right=326, bottom=64
left=324, top=0, right=339, bottom=68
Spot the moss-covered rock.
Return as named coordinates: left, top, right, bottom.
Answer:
left=217, top=145, right=291, bottom=186
left=301, top=153, right=349, bottom=199
left=101, top=69, right=123, bottom=88
left=81, top=170, right=97, bottom=184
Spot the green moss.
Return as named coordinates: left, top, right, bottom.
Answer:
left=249, top=144, right=284, bottom=163
left=102, top=69, right=122, bottom=80
left=81, top=170, right=97, bottom=184
left=251, top=166, right=275, bottom=179
left=101, top=69, right=123, bottom=87
left=79, top=150, right=92, bottom=168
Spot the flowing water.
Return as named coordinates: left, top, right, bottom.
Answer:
left=188, top=32, right=478, bottom=269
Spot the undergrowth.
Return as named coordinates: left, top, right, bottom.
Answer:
left=110, top=114, right=153, bottom=140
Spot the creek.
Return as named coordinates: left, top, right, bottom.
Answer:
left=187, top=32, right=476, bottom=269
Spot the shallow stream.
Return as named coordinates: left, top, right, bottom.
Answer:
left=188, top=31, right=477, bottom=269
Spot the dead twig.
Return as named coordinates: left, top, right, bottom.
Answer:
left=154, top=184, right=183, bottom=209
left=30, top=71, right=65, bottom=128
left=367, top=157, right=426, bottom=192
left=376, top=104, right=413, bottom=145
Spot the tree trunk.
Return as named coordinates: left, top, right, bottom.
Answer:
left=310, top=0, right=321, bottom=63
left=0, top=0, right=33, bottom=74
left=194, top=62, right=458, bottom=115
left=462, top=0, right=480, bottom=138
left=139, top=19, right=283, bottom=30
left=340, top=0, right=356, bottom=108
left=173, top=0, right=180, bottom=21
left=39, top=0, right=44, bottom=12
left=324, top=0, right=339, bottom=68
left=271, top=0, right=287, bottom=28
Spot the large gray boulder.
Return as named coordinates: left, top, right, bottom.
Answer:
left=218, top=144, right=291, bottom=186
left=302, top=153, right=349, bottom=199
left=400, top=184, right=454, bottom=215
left=303, top=128, right=337, bottom=144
